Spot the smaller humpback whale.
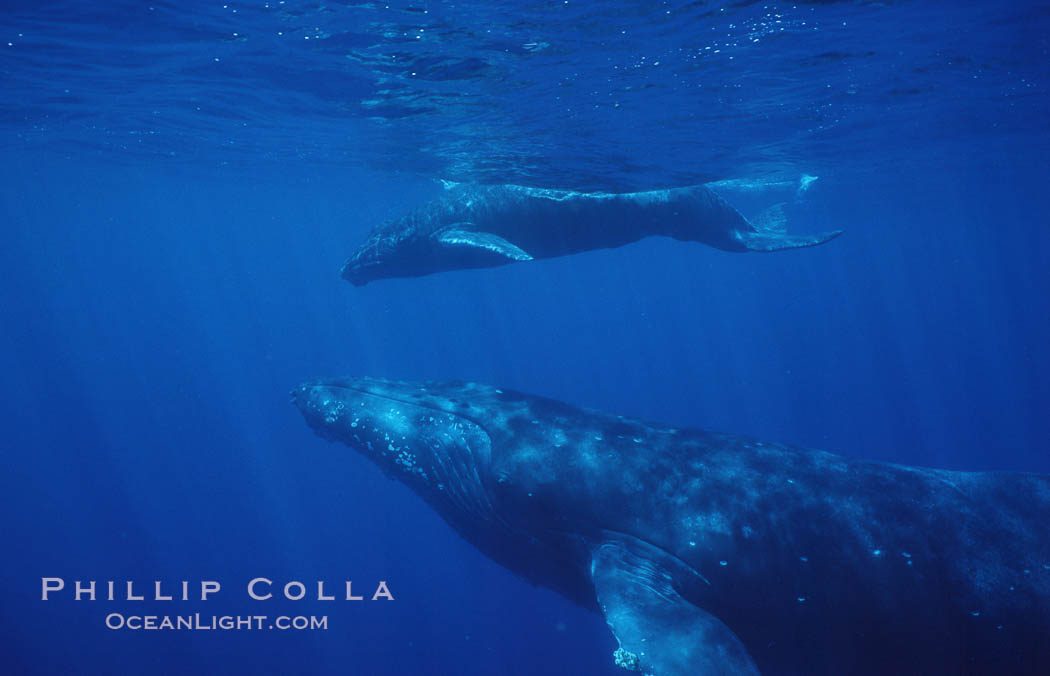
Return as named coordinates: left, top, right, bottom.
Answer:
left=293, top=378, right=1050, bottom=675
left=342, top=183, right=842, bottom=285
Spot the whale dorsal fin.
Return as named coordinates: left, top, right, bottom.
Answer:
left=591, top=541, right=760, bottom=675
left=434, top=225, right=533, bottom=262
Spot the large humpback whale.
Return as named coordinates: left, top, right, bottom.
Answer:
left=343, top=184, right=842, bottom=285
left=292, top=378, right=1050, bottom=675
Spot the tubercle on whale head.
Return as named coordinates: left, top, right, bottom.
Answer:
left=291, top=378, right=501, bottom=523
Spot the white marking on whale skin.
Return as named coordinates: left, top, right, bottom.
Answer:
left=629, top=189, right=673, bottom=205
left=506, top=185, right=602, bottom=202
left=681, top=513, right=732, bottom=537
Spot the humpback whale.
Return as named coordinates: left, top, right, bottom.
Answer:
left=292, top=378, right=1050, bottom=675
left=343, top=184, right=842, bottom=285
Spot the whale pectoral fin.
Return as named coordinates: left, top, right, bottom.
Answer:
left=591, top=543, right=760, bottom=676
left=434, top=226, right=533, bottom=262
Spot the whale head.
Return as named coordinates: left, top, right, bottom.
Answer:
left=292, top=378, right=499, bottom=512
left=340, top=229, right=424, bottom=287
left=341, top=198, right=534, bottom=286
left=291, top=377, right=625, bottom=602
left=340, top=230, right=473, bottom=286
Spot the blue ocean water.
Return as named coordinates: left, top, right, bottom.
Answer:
left=1, top=1, right=1048, bottom=674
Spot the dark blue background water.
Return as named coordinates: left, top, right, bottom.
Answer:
left=2, top=1, right=1048, bottom=674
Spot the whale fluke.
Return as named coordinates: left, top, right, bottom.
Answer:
left=739, top=228, right=844, bottom=252
left=735, top=201, right=842, bottom=251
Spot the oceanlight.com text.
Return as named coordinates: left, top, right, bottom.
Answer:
left=104, top=613, right=328, bottom=631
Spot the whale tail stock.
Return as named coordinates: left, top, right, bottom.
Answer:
left=740, top=202, right=843, bottom=252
